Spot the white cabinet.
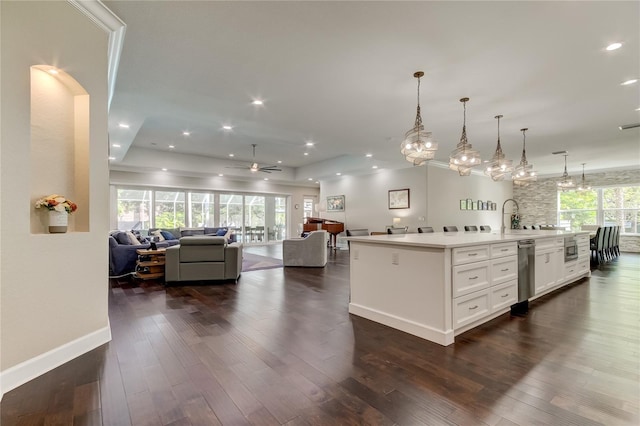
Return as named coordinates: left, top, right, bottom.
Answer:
left=535, top=248, right=557, bottom=294
left=453, top=289, right=490, bottom=328
left=490, top=280, right=518, bottom=312
left=453, top=261, right=490, bottom=298
left=452, top=242, right=517, bottom=331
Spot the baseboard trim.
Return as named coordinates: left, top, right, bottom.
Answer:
left=348, top=303, right=454, bottom=346
left=0, top=324, right=111, bottom=399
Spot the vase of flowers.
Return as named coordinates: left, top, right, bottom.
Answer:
left=34, top=194, right=77, bottom=233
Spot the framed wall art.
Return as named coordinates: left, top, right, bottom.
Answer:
left=326, top=195, right=345, bottom=212
left=389, top=188, right=410, bottom=209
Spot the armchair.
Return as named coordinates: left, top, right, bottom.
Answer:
left=282, top=230, right=328, bottom=267
left=165, top=236, right=243, bottom=283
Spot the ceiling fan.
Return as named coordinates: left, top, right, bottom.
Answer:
left=227, top=144, right=282, bottom=173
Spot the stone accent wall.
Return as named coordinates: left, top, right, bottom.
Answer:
left=513, top=169, right=640, bottom=253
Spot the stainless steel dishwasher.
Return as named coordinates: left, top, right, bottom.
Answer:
left=512, top=239, right=535, bottom=314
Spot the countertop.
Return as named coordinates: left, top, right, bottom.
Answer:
left=346, top=230, right=590, bottom=249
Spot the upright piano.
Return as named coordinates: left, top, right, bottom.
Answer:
left=303, top=217, right=345, bottom=248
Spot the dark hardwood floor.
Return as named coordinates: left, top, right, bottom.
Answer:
left=2, top=247, right=638, bottom=425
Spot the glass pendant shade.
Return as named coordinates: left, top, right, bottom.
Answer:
left=577, top=163, right=591, bottom=191
left=512, top=128, right=537, bottom=187
left=484, top=115, right=514, bottom=181
left=449, top=97, right=481, bottom=176
left=557, top=154, right=576, bottom=190
left=401, top=71, right=438, bottom=165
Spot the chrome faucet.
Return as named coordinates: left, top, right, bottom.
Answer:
left=501, top=198, right=520, bottom=235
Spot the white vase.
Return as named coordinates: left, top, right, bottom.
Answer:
left=48, top=210, right=68, bottom=233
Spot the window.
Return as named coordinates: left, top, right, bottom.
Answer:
left=114, top=186, right=291, bottom=243
left=558, top=185, right=640, bottom=234
left=603, top=186, right=640, bottom=234
left=116, top=188, right=152, bottom=230
left=189, top=192, right=215, bottom=227
left=154, top=191, right=186, bottom=228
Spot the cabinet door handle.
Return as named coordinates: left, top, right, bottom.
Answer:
left=468, top=253, right=478, bottom=257
left=501, top=248, right=509, bottom=252
left=501, top=268, right=509, bottom=272
left=501, top=293, right=509, bottom=298
left=469, top=276, right=479, bottom=280
left=469, top=305, right=478, bottom=310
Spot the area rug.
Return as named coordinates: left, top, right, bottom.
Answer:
left=242, top=253, right=283, bottom=272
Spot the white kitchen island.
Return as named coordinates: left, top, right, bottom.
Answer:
left=347, top=230, right=591, bottom=346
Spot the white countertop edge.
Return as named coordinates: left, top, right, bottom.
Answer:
left=346, top=230, right=590, bottom=249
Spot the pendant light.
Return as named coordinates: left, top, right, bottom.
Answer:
left=401, top=71, right=438, bottom=165
left=577, top=163, right=591, bottom=191
left=484, top=115, right=514, bottom=181
left=512, top=128, right=537, bottom=187
left=557, top=154, right=576, bottom=190
left=449, top=97, right=481, bottom=176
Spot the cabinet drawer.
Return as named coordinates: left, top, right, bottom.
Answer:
left=453, top=261, right=490, bottom=297
left=576, top=234, right=589, bottom=245
left=536, top=238, right=562, bottom=250
left=490, top=280, right=518, bottom=312
left=578, top=244, right=589, bottom=258
left=564, top=261, right=578, bottom=281
left=491, top=242, right=517, bottom=258
left=452, top=245, right=490, bottom=265
left=577, top=259, right=589, bottom=275
left=491, top=256, right=517, bottom=285
left=454, top=290, right=490, bottom=329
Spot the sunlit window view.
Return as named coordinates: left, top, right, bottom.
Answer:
left=116, top=187, right=289, bottom=242
left=558, top=185, right=639, bottom=234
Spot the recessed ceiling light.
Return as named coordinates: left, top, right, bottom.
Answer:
left=336, top=172, right=341, bottom=176
left=222, top=125, right=233, bottom=131
left=118, top=123, right=130, bottom=129
left=277, top=160, right=282, bottom=164
left=606, top=42, right=622, bottom=51
left=636, top=107, right=640, bottom=111
left=252, top=99, right=264, bottom=106
left=315, top=181, right=319, bottom=184
left=168, top=145, right=175, bottom=149
left=161, top=168, right=167, bottom=171
left=111, top=143, right=120, bottom=148
left=218, top=173, right=224, bottom=177
left=305, top=141, right=314, bottom=146
left=264, top=178, right=269, bottom=181
left=365, top=153, right=373, bottom=158
left=229, top=153, right=234, bottom=157
left=308, top=178, right=313, bottom=181
left=183, top=131, right=190, bottom=136
left=304, top=152, right=309, bottom=156
left=108, top=156, right=116, bottom=160
left=48, top=68, right=59, bottom=75
left=372, top=165, right=378, bottom=169
left=621, top=79, right=638, bottom=85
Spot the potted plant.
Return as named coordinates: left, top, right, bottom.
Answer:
left=35, top=194, right=77, bottom=233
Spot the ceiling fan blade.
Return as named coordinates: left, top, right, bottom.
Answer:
left=259, top=166, right=282, bottom=171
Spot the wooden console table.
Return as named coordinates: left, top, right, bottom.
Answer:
left=135, top=248, right=166, bottom=280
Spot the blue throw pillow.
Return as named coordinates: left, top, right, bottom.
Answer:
left=215, top=228, right=228, bottom=236
left=160, top=230, right=176, bottom=240
left=114, top=231, right=131, bottom=245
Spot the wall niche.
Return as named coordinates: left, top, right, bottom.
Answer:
left=30, top=65, right=90, bottom=233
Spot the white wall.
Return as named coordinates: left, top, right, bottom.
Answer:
left=320, top=163, right=513, bottom=233
left=110, top=170, right=319, bottom=238
left=321, top=166, right=428, bottom=232
left=1, top=1, right=111, bottom=395
left=427, top=164, right=513, bottom=232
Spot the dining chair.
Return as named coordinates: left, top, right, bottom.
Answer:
left=417, top=226, right=434, bottom=233
left=464, top=225, right=478, bottom=232
left=443, top=226, right=458, bottom=232
left=387, top=227, right=407, bottom=234
left=479, top=225, right=491, bottom=232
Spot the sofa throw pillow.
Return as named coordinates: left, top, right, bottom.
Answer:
left=126, top=231, right=143, bottom=246
left=224, top=229, right=234, bottom=243
left=160, top=230, right=177, bottom=240
left=215, top=228, right=227, bottom=236
left=150, top=229, right=165, bottom=241
left=114, top=231, right=131, bottom=245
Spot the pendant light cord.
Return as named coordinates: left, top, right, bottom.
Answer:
left=414, top=76, right=422, bottom=127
